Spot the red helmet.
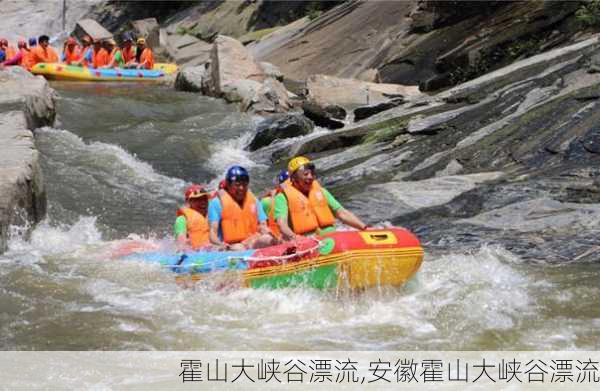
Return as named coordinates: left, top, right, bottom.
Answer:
left=184, top=184, right=208, bottom=200
left=17, top=40, right=26, bottom=49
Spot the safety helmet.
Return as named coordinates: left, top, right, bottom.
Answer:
left=0, top=38, right=7, bottom=46
left=17, top=40, right=26, bottom=49
left=136, top=37, right=146, bottom=45
left=288, top=156, right=313, bottom=174
left=66, top=37, right=76, bottom=45
left=28, top=37, right=37, bottom=47
left=225, top=165, right=250, bottom=183
left=277, top=170, right=289, bottom=184
left=184, top=184, right=209, bottom=200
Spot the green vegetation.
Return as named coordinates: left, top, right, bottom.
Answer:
left=306, top=1, right=323, bottom=21
left=576, top=0, right=600, bottom=27
left=362, top=118, right=409, bottom=144
left=239, top=27, right=279, bottom=44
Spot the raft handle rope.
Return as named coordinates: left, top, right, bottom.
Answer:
left=167, top=238, right=322, bottom=270
left=242, top=238, right=322, bottom=263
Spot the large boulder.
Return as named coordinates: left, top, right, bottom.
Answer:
left=208, top=35, right=265, bottom=96
left=73, top=19, right=112, bottom=43
left=130, top=18, right=159, bottom=49
left=221, top=79, right=263, bottom=104
left=0, top=68, right=55, bottom=253
left=246, top=78, right=292, bottom=115
left=303, top=74, right=421, bottom=128
left=174, top=65, right=207, bottom=93
left=259, top=61, right=283, bottom=82
left=165, top=34, right=212, bottom=65
left=248, top=113, right=315, bottom=151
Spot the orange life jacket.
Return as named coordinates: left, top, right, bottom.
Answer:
left=265, top=193, right=282, bottom=239
left=122, top=46, right=136, bottom=63
left=5, top=46, right=16, bottom=60
left=176, top=207, right=209, bottom=249
left=63, top=45, right=80, bottom=65
left=30, top=46, right=59, bottom=65
left=21, top=49, right=34, bottom=71
left=282, top=180, right=336, bottom=235
left=92, top=48, right=109, bottom=68
left=220, top=190, right=258, bottom=244
left=139, top=47, right=154, bottom=69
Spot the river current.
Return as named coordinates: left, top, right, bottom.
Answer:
left=1, top=84, right=598, bottom=350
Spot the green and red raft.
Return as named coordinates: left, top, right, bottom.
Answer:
left=121, top=228, right=424, bottom=290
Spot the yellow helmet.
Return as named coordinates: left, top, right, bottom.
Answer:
left=288, top=156, right=312, bottom=174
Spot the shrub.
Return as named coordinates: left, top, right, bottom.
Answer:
left=576, top=0, right=600, bottom=27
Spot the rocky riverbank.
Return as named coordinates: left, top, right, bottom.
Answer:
left=0, top=68, right=56, bottom=253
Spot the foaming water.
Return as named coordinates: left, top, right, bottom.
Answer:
left=5, top=220, right=594, bottom=350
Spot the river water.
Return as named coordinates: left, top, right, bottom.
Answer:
left=1, top=83, right=599, bottom=351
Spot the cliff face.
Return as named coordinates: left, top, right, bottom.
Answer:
left=90, top=0, right=342, bottom=41
left=251, top=0, right=583, bottom=90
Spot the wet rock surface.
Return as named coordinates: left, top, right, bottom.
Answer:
left=0, top=68, right=55, bottom=253
left=248, top=113, right=314, bottom=151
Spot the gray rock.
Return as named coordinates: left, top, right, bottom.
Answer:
left=458, top=198, right=600, bottom=233
left=247, top=78, right=292, bottom=114
left=348, top=172, right=504, bottom=223
left=73, top=19, right=112, bottom=43
left=354, top=98, right=404, bottom=122
left=0, top=68, right=55, bottom=253
left=174, top=65, right=207, bottom=93
left=248, top=113, right=314, bottom=151
left=221, top=79, right=262, bottom=104
left=209, top=35, right=265, bottom=97
left=259, top=62, right=283, bottom=82
left=582, top=127, right=600, bottom=155
left=302, top=101, right=346, bottom=129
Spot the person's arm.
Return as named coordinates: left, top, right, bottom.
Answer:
left=3, top=51, right=22, bottom=66
left=174, top=215, right=187, bottom=245
left=255, top=199, right=271, bottom=236
left=273, top=193, right=299, bottom=241
left=335, top=208, right=368, bottom=230
left=207, top=198, right=228, bottom=249
left=323, top=188, right=368, bottom=230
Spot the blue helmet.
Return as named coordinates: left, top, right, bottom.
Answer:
left=225, top=165, right=249, bottom=183
left=277, top=170, right=289, bottom=184
left=28, top=37, right=37, bottom=47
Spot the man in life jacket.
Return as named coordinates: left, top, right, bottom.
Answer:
left=103, top=39, right=125, bottom=68
left=208, top=165, right=277, bottom=250
left=71, top=36, right=92, bottom=67
left=121, top=33, right=136, bottom=67
left=275, top=156, right=368, bottom=240
left=91, top=39, right=109, bottom=68
left=1, top=39, right=16, bottom=62
left=135, top=37, right=154, bottom=70
left=2, top=40, right=27, bottom=67
left=30, top=35, right=59, bottom=67
left=175, top=184, right=211, bottom=250
left=61, top=37, right=81, bottom=65
left=260, top=170, right=289, bottom=239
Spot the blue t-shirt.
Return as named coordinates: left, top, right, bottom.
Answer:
left=0, top=49, right=5, bottom=63
left=208, top=195, right=267, bottom=240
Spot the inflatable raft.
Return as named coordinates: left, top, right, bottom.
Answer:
left=31, top=62, right=178, bottom=82
left=122, top=228, right=424, bottom=290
